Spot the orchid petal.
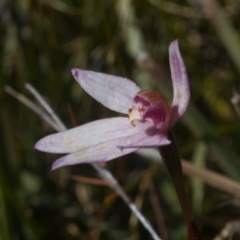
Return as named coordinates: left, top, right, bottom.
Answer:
left=71, top=69, right=140, bottom=114
left=118, top=132, right=170, bottom=149
left=169, top=40, right=190, bottom=127
left=51, top=130, right=170, bottom=170
left=34, top=117, right=154, bottom=154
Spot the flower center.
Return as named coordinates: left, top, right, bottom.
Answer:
left=128, top=90, right=170, bottom=129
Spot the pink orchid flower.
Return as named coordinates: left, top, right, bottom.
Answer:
left=35, top=40, right=190, bottom=171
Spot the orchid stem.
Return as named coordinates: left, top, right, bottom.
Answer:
left=172, top=176, right=193, bottom=223
left=159, top=131, right=202, bottom=240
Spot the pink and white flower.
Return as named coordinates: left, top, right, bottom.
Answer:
left=34, top=40, right=190, bottom=171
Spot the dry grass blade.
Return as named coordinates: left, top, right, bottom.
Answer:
left=148, top=177, right=169, bottom=240
left=182, top=160, right=240, bottom=200
left=25, top=83, right=66, bottom=131
left=71, top=175, right=108, bottom=186
left=138, top=149, right=240, bottom=199
left=4, top=86, right=59, bottom=131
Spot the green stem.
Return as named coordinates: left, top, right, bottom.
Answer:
left=159, top=130, right=202, bottom=239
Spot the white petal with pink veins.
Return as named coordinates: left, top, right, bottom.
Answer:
left=51, top=130, right=170, bottom=170
left=71, top=69, right=140, bottom=114
left=35, top=117, right=154, bottom=154
left=169, top=40, right=190, bottom=127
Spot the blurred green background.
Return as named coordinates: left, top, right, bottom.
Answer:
left=1, top=0, right=240, bottom=239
